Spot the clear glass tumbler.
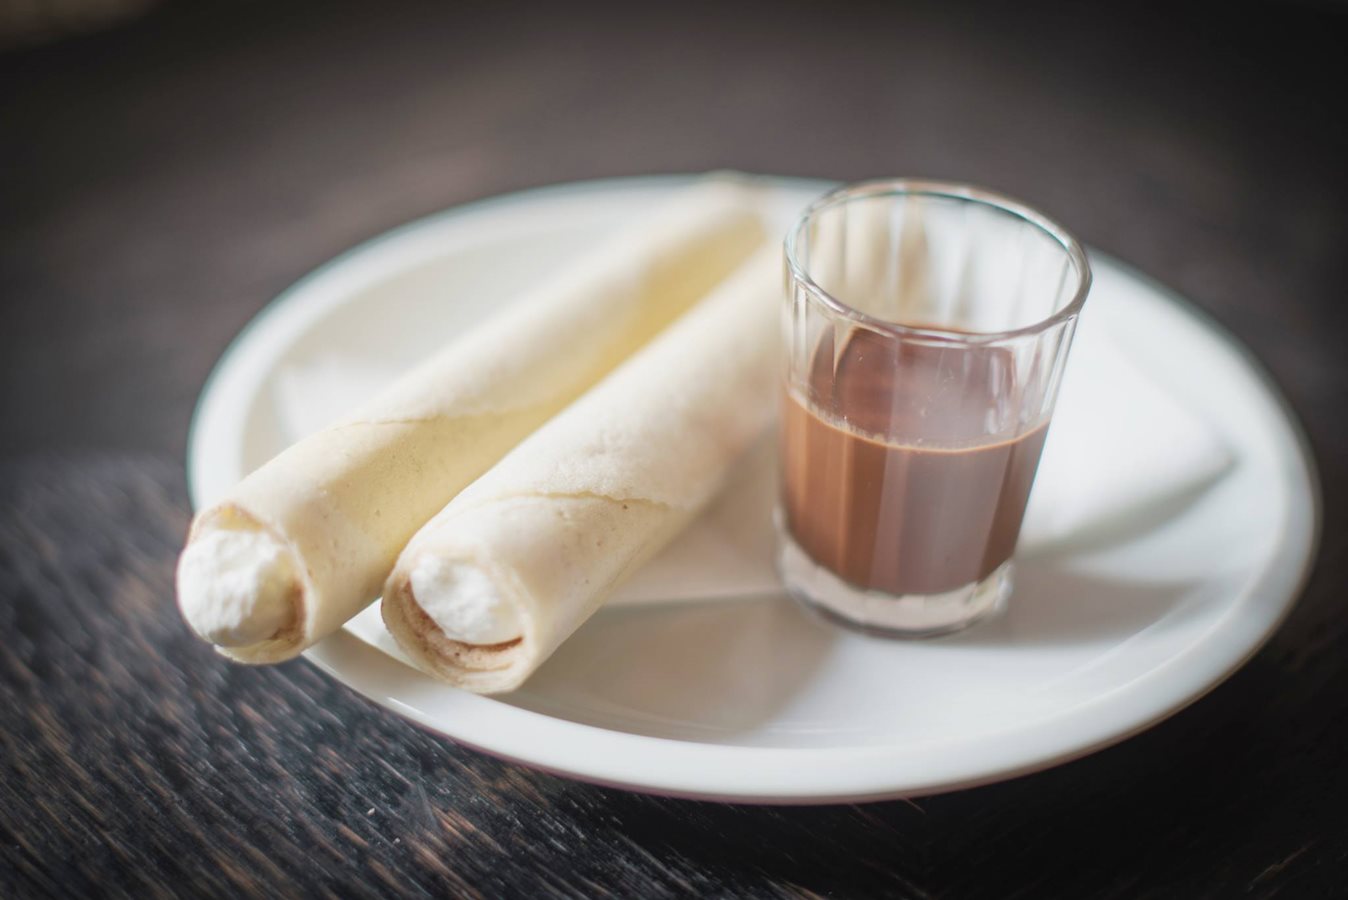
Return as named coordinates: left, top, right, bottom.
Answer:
left=779, top=180, right=1092, bottom=637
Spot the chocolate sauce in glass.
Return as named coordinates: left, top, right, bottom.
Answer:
left=781, top=327, right=1049, bottom=597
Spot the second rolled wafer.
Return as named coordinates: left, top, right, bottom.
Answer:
left=381, top=247, right=781, bottom=693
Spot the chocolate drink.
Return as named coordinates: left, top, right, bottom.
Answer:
left=781, top=327, right=1049, bottom=597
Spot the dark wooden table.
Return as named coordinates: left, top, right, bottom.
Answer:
left=3, top=1, right=1345, bottom=896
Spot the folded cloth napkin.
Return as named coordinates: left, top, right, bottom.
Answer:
left=274, top=310, right=1233, bottom=610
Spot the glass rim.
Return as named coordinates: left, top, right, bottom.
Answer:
left=784, top=178, right=1093, bottom=344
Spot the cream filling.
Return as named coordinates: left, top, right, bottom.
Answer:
left=177, top=528, right=296, bottom=647
left=408, top=555, right=522, bottom=645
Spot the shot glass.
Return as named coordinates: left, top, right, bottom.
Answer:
left=778, top=180, right=1091, bottom=637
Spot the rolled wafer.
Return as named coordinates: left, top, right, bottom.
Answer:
left=381, top=247, right=780, bottom=693
left=176, top=178, right=766, bottom=663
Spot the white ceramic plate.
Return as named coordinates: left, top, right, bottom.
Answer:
left=188, top=176, right=1319, bottom=803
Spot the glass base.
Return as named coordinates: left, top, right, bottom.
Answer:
left=777, top=531, right=1011, bottom=638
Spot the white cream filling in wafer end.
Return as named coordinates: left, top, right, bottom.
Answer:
left=177, top=528, right=297, bottom=647
left=408, top=554, right=522, bottom=645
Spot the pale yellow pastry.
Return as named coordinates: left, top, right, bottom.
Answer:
left=176, top=178, right=766, bottom=663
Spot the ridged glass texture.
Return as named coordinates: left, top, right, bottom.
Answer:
left=779, top=180, right=1091, bottom=637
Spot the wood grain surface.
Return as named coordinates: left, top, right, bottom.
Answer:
left=2, top=1, right=1346, bottom=896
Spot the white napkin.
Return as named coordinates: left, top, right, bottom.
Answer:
left=273, top=314, right=1233, bottom=609
left=1017, top=320, right=1233, bottom=551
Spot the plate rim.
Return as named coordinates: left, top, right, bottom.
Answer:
left=188, top=174, right=1322, bottom=803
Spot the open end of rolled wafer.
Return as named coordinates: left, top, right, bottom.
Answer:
left=381, top=567, right=529, bottom=693
left=176, top=513, right=302, bottom=651
left=408, top=555, right=523, bottom=645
